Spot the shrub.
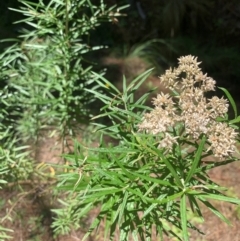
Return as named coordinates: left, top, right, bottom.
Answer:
left=55, top=55, right=240, bottom=240
left=0, top=0, right=126, bottom=239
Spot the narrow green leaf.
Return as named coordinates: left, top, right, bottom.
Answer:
left=75, top=202, right=93, bottom=219
left=229, top=115, right=240, bottom=124
left=185, top=135, right=206, bottom=183
left=95, top=168, right=124, bottom=186
left=108, top=107, right=141, bottom=120
left=82, top=216, right=101, bottom=241
left=188, top=195, right=204, bottom=220
left=127, top=68, right=154, bottom=92
left=86, top=89, right=113, bottom=103
left=199, top=197, right=231, bottom=225
left=24, top=44, right=48, bottom=49
left=142, top=194, right=168, bottom=218
left=0, top=180, right=7, bottom=184
left=118, top=191, right=129, bottom=224
left=119, top=226, right=129, bottom=241
left=127, top=187, right=148, bottom=202
left=116, top=4, right=130, bottom=11
left=198, top=193, right=240, bottom=204
left=115, top=159, right=137, bottom=181
left=85, top=146, right=135, bottom=153
left=91, top=71, right=121, bottom=94
left=103, top=196, right=116, bottom=240
left=146, top=227, right=152, bottom=241
left=162, top=191, right=185, bottom=203
left=143, top=182, right=159, bottom=197
left=133, top=133, right=182, bottom=187
left=78, top=187, right=122, bottom=200
left=134, top=91, right=154, bottom=106
left=151, top=145, right=182, bottom=187
left=86, top=0, right=94, bottom=13
left=128, top=187, right=184, bottom=205
left=162, top=220, right=182, bottom=240
left=91, top=111, right=116, bottom=120
left=131, top=172, right=174, bottom=187
left=122, top=75, right=127, bottom=95
left=109, top=224, right=118, bottom=241
left=132, top=230, right=139, bottom=241
left=180, top=194, right=189, bottom=241
left=156, top=221, right=163, bottom=241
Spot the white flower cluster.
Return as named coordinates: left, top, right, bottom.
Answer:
left=138, top=55, right=237, bottom=159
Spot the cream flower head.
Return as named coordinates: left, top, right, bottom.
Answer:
left=138, top=55, right=236, bottom=159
